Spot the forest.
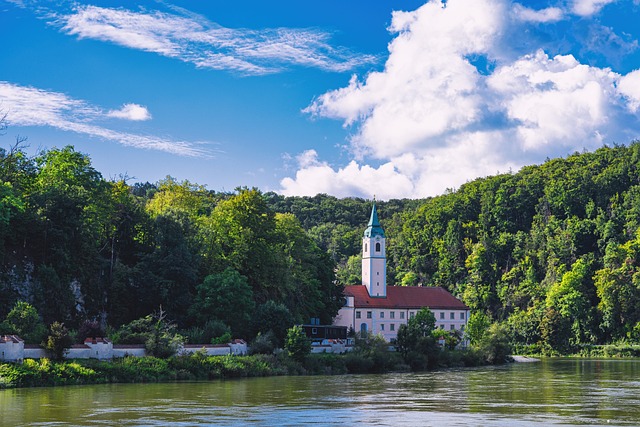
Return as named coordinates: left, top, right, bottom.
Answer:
left=1, top=138, right=640, bottom=354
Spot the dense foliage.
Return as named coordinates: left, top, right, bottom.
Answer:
left=3, top=138, right=640, bottom=353
left=387, top=142, right=640, bottom=352
left=0, top=144, right=342, bottom=341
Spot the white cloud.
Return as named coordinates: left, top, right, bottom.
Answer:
left=55, top=5, right=376, bottom=75
left=283, top=0, right=640, bottom=199
left=487, top=50, right=618, bottom=150
left=107, top=103, right=151, bottom=121
left=280, top=150, right=415, bottom=199
left=572, top=0, right=617, bottom=17
left=0, top=81, right=207, bottom=156
left=512, top=4, right=563, bottom=23
left=618, top=69, right=640, bottom=112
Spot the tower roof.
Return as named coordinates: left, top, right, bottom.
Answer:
left=364, top=202, right=385, bottom=238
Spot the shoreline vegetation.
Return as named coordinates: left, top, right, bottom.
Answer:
left=2, top=347, right=639, bottom=390
left=0, top=347, right=498, bottom=390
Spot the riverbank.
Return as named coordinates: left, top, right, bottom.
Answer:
left=512, top=343, right=640, bottom=358
left=0, top=347, right=495, bottom=389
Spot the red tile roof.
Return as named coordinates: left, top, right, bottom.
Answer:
left=344, top=285, right=469, bottom=310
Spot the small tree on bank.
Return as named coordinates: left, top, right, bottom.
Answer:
left=43, top=321, right=73, bottom=361
left=284, top=325, right=311, bottom=362
left=145, top=307, right=184, bottom=358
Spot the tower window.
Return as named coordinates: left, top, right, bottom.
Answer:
left=375, top=242, right=381, bottom=252
left=364, top=243, right=368, bottom=253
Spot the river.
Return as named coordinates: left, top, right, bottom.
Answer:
left=1, top=358, right=639, bottom=426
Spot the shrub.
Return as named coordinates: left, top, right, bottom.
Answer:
left=249, top=331, right=277, bottom=355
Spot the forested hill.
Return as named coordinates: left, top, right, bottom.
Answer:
left=388, top=142, right=640, bottom=351
left=2, top=141, right=640, bottom=350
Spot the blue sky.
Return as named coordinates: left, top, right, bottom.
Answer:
left=1, top=0, right=640, bottom=199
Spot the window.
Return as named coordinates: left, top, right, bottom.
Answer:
left=380, top=312, right=385, bottom=319
left=312, top=328, right=318, bottom=334
left=390, top=311, right=395, bottom=319
left=380, top=324, right=385, bottom=331
left=439, top=325, right=444, bottom=329
left=460, top=312, right=465, bottom=320
left=461, top=325, right=465, bottom=332
left=450, top=312, right=455, bottom=320
left=450, top=325, right=455, bottom=331
left=364, top=243, right=367, bottom=253
left=410, top=312, right=415, bottom=319
left=356, top=311, right=361, bottom=319
left=400, top=312, right=405, bottom=319
left=377, top=272, right=379, bottom=275
left=440, top=312, right=445, bottom=319
left=367, top=311, right=372, bottom=319
left=375, top=242, right=381, bottom=252
left=390, top=324, right=395, bottom=331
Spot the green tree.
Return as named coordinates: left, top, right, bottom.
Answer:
left=253, top=300, right=294, bottom=347
left=145, top=308, right=184, bottom=358
left=478, top=323, right=512, bottom=364
left=2, top=301, right=47, bottom=344
left=284, top=325, right=311, bottom=362
left=191, top=268, right=255, bottom=338
left=43, top=321, right=74, bottom=361
left=465, top=311, right=491, bottom=346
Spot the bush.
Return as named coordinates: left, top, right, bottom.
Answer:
left=249, top=331, right=277, bottom=355
left=182, top=320, right=231, bottom=344
left=478, top=323, right=512, bottom=364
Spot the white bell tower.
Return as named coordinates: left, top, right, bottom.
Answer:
left=362, top=201, right=386, bottom=298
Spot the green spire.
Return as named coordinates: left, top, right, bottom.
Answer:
left=364, top=201, right=385, bottom=238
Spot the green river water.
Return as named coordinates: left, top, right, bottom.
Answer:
left=1, top=358, right=639, bottom=426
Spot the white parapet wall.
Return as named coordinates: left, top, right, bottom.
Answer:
left=0, top=336, right=248, bottom=361
left=0, top=335, right=25, bottom=362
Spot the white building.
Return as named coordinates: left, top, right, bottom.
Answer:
left=334, top=202, right=470, bottom=342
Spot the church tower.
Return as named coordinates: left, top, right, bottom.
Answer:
left=362, top=201, right=386, bottom=298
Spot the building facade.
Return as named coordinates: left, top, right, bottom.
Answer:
left=334, top=202, right=470, bottom=342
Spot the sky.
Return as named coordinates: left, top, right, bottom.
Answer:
left=1, top=0, right=640, bottom=200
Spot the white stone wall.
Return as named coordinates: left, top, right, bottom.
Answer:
left=0, top=338, right=24, bottom=362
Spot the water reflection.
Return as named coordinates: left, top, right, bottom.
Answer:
left=1, top=359, right=639, bottom=426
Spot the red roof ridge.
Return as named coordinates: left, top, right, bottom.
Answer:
left=343, top=285, right=469, bottom=310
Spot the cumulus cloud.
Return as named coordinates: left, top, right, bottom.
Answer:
left=54, top=5, right=376, bottom=75
left=572, top=0, right=617, bottom=17
left=618, top=69, right=640, bottom=112
left=107, top=103, right=152, bottom=121
left=0, top=82, right=207, bottom=156
left=283, top=0, right=640, bottom=199
left=280, top=150, right=415, bottom=199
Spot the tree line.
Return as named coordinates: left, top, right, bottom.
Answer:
left=2, top=138, right=640, bottom=354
